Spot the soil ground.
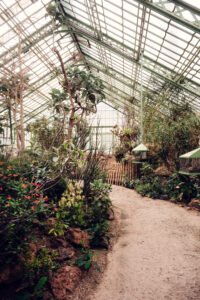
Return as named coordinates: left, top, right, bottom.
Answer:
left=89, top=185, right=200, bottom=300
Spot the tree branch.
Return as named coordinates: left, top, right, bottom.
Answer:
left=53, top=47, right=74, bottom=109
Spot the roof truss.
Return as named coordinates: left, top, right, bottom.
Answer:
left=0, top=0, right=200, bottom=129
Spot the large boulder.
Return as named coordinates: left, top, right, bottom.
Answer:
left=188, top=199, right=200, bottom=210
left=67, top=228, right=90, bottom=248
left=50, top=266, right=82, bottom=300
left=50, top=237, right=70, bottom=249
left=43, top=290, right=55, bottom=300
left=56, top=247, right=75, bottom=261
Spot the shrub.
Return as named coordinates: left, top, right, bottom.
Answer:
left=81, top=149, right=108, bottom=198
left=112, top=125, right=139, bottom=162
left=165, top=173, right=198, bottom=203
left=123, top=177, right=135, bottom=189
left=57, top=180, right=86, bottom=228
left=24, top=248, right=59, bottom=280
left=144, top=97, right=200, bottom=170
left=85, top=179, right=112, bottom=247
left=0, top=160, right=49, bottom=266
left=134, top=176, right=163, bottom=199
left=125, top=165, right=199, bottom=204
left=51, top=179, right=112, bottom=247
left=44, top=177, right=67, bottom=202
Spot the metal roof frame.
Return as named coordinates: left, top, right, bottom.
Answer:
left=0, top=0, right=199, bottom=131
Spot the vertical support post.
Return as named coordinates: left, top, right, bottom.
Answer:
left=8, top=106, right=13, bottom=145
left=140, top=50, right=144, bottom=144
left=112, top=133, right=114, bottom=154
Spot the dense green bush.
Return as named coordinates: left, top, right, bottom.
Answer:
left=57, top=180, right=86, bottom=229
left=44, top=177, right=67, bottom=202
left=124, top=168, right=199, bottom=204
left=24, top=248, right=59, bottom=281
left=165, top=173, right=198, bottom=203
left=81, top=149, right=108, bottom=198
left=0, top=155, right=113, bottom=300
left=86, top=179, right=112, bottom=247
left=144, top=97, right=200, bottom=170
left=134, top=176, right=163, bottom=199
left=112, top=125, right=139, bottom=162
left=0, top=130, right=113, bottom=297
left=0, top=160, right=48, bottom=266
left=54, top=179, right=112, bottom=247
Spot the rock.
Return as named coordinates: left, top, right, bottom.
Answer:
left=188, top=199, right=200, bottom=210
left=29, top=242, right=38, bottom=255
left=43, top=290, right=55, bottom=300
left=51, top=237, right=70, bottom=249
left=68, top=228, right=90, bottom=248
left=19, top=242, right=38, bottom=264
left=27, top=242, right=38, bottom=262
left=0, top=264, right=23, bottom=284
left=57, top=247, right=75, bottom=261
left=50, top=266, right=82, bottom=300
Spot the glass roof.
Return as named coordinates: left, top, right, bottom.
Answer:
left=0, top=0, right=200, bottom=126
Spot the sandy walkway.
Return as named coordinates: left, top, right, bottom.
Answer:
left=92, top=185, right=200, bottom=300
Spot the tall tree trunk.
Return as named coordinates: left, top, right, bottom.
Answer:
left=7, top=105, right=13, bottom=145
left=11, top=101, right=20, bottom=151
left=67, top=110, right=75, bottom=140
left=18, top=30, right=25, bottom=152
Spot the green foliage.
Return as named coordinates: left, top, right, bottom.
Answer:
left=48, top=65, right=105, bottom=141
left=66, top=66, right=105, bottom=107
left=81, top=149, right=108, bottom=198
left=44, top=178, right=67, bottom=202
left=57, top=180, right=86, bottom=228
left=123, top=177, right=135, bottom=189
left=26, top=117, right=64, bottom=150
left=85, top=179, right=112, bottom=247
left=49, top=179, right=112, bottom=247
left=47, top=3, right=105, bottom=142
left=0, top=74, right=29, bottom=101
left=134, top=176, right=163, bottom=199
left=34, top=276, right=48, bottom=293
left=24, top=140, right=85, bottom=197
left=87, top=180, right=112, bottom=222
left=114, top=146, right=127, bottom=162
left=112, top=125, right=139, bottom=162
left=74, top=241, right=100, bottom=271
left=46, top=3, right=64, bottom=23
left=54, top=179, right=112, bottom=244
left=0, top=146, right=112, bottom=297
left=125, top=165, right=199, bottom=204
left=143, top=96, right=200, bottom=169
left=48, top=220, right=68, bottom=236
left=0, top=160, right=49, bottom=265
left=73, top=119, right=91, bottom=150
left=85, top=220, right=110, bottom=248
left=140, top=162, right=154, bottom=176
left=24, top=248, right=59, bottom=280
left=16, top=277, right=48, bottom=300
left=165, top=173, right=198, bottom=203
left=59, top=180, right=85, bottom=208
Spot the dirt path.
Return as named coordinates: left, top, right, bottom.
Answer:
left=91, top=185, right=200, bottom=300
